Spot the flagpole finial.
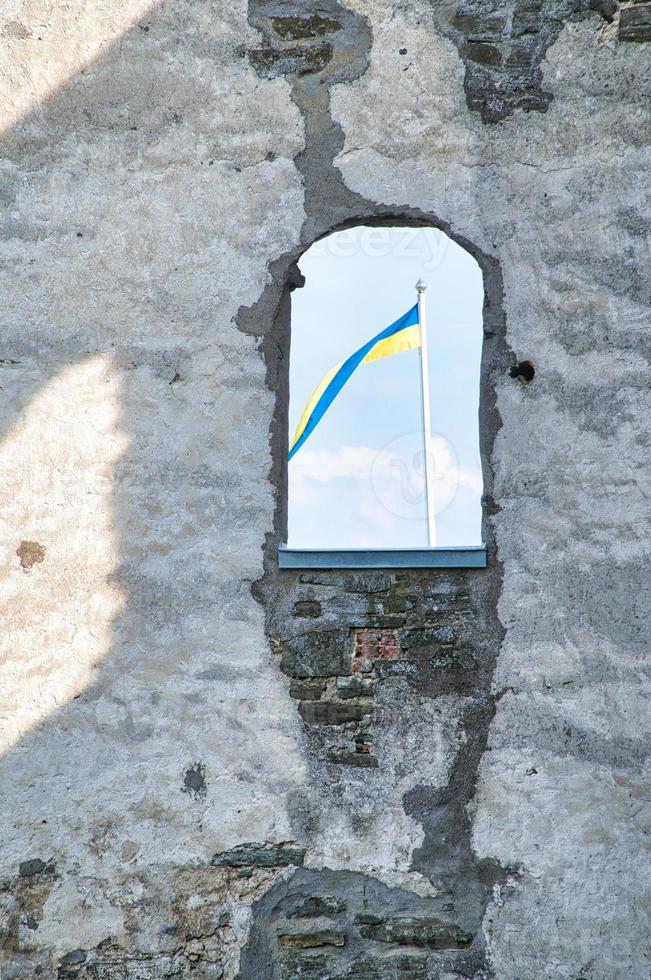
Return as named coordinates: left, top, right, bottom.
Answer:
left=415, top=278, right=427, bottom=293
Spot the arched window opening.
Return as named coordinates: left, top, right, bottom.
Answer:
left=285, top=224, right=484, bottom=563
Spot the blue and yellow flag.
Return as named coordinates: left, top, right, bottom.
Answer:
left=288, top=304, right=420, bottom=460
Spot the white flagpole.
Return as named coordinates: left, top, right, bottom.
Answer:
left=416, top=279, right=437, bottom=547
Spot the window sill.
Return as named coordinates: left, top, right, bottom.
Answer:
left=278, top=544, right=487, bottom=570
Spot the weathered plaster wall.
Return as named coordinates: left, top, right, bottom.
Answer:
left=327, top=6, right=650, bottom=976
left=1, top=1, right=649, bottom=978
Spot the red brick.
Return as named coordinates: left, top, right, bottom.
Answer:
left=353, top=630, right=401, bottom=675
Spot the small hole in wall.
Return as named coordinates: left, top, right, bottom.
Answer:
left=509, top=360, right=535, bottom=382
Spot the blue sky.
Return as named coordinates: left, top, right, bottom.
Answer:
left=287, top=226, right=484, bottom=548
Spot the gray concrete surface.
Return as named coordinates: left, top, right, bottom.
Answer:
left=0, top=1, right=649, bottom=977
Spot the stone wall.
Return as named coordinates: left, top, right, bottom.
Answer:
left=0, top=1, right=648, bottom=978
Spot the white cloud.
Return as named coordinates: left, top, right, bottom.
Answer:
left=291, top=439, right=482, bottom=495
left=288, top=440, right=483, bottom=548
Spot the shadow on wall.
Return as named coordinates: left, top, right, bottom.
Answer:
left=0, top=6, right=520, bottom=976
left=0, top=1, right=316, bottom=970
